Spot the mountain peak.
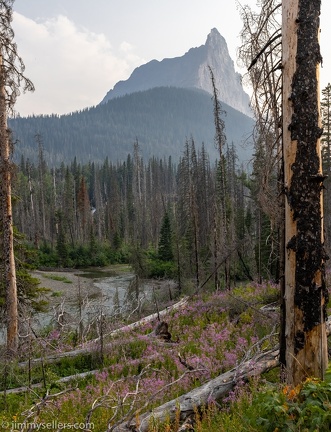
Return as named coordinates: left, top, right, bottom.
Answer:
left=206, top=28, right=225, bottom=46
left=101, top=29, right=251, bottom=117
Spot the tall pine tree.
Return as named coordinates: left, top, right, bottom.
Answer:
left=158, top=211, right=173, bottom=261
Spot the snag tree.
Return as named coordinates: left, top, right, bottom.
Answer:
left=239, top=0, right=328, bottom=385
left=0, top=0, right=34, bottom=355
left=282, top=0, right=328, bottom=384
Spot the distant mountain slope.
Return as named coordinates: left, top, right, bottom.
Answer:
left=101, top=28, right=252, bottom=117
left=10, top=87, right=254, bottom=166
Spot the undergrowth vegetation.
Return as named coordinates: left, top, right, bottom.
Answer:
left=0, top=281, right=330, bottom=431
left=197, top=369, right=331, bottom=432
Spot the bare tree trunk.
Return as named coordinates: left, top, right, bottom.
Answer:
left=282, top=0, right=328, bottom=385
left=36, top=133, right=46, bottom=242
left=0, top=51, right=18, bottom=355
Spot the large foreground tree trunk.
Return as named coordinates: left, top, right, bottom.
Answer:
left=0, top=50, right=18, bottom=355
left=282, top=0, right=328, bottom=385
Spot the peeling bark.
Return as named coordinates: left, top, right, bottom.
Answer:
left=282, top=0, right=328, bottom=384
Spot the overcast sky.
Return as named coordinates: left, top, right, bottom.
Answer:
left=10, top=0, right=331, bottom=117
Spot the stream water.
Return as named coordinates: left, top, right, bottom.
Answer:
left=35, top=271, right=148, bottom=331
left=0, top=269, right=176, bottom=343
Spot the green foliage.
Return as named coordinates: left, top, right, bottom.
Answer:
left=13, top=135, right=260, bottom=287
left=196, top=372, right=331, bottom=432
left=255, top=377, right=331, bottom=431
left=198, top=388, right=261, bottom=432
left=37, top=242, right=59, bottom=267
left=56, top=211, right=70, bottom=266
left=232, top=282, right=279, bottom=304
left=0, top=393, right=36, bottom=420
left=128, top=245, right=149, bottom=277
left=158, top=211, right=173, bottom=261
left=148, top=259, right=177, bottom=278
left=0, top=232, right=50, bottom=314
left=123, top=339, right=148, bottom=360
left=0, top=353, right=96, bottom=392
left=35, top=241, right=129, bottom=269
left=1, top=282, right=330, bottom=431
left=50, top=290, right=62, bottom=297
left=16, top=269, right=50, bottom=313
left=129, top=246, right=177, bottom=279
left=44, top=274, right=72, bottom=283
left=53, top=354, right=95, bottom=377
left=254, top=211, right=279, bottom=280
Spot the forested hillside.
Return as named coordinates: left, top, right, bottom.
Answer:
left=9, top=87, right=254, bottom=165
left=14, top=139, right=275, bottom=286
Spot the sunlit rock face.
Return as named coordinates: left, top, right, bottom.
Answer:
left=101, top=28, right=252, bottom=117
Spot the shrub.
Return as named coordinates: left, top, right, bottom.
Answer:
left=148, top=259, right=177, bottom=278
left=255, top=378, right=331, bottom=431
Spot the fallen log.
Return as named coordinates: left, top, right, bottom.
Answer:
left=112, top=347, right=280, bottom=432
left=17, top=345, right=98, bottom=368
left=2, top=354, right=161, bottom=396
left=0, top=370, right=93, bottom=395
left=106, top=296, right=188, bottom=337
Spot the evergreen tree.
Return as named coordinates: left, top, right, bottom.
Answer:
left=158, top=211, right=173, bottom=261
left=55, top=210, right=69, bottom=266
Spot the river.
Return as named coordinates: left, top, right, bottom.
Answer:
left=9, top=267, right=177, bottom=341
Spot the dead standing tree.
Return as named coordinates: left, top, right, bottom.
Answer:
left=282, top=0, right=328, bottom=385
left=209, top=66, right=231, bottom=289
left=0, top=0, right=34, bottom=355
left=239, top=0, right=328, bottom=385
left=238, top=0, right=283, bottom=281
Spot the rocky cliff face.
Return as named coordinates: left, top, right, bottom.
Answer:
left=195, top=29, right=251, bottom=116
left=100, top=28, right=252, bottom=117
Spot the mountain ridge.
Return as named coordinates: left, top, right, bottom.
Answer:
left=10, top=87, right=254, bottom=166
left=101, top=28, right=252, bottom=117
left=9, top=30, right=254, bottom=166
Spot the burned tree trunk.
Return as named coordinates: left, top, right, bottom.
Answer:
left=282, top=0, right=328, bottom=385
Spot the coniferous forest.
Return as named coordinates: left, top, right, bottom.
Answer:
left=14, top=137, right=270, bottom=287
left=9, top=87, right=255, bottom=164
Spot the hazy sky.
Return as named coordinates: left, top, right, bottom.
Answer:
left=10, top=0, right=331, bottom=117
